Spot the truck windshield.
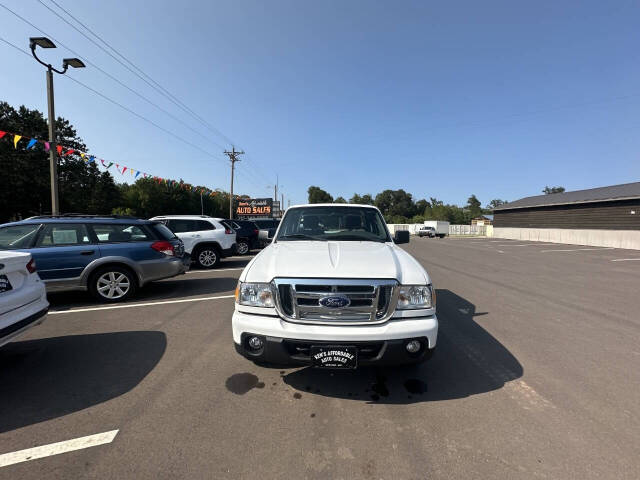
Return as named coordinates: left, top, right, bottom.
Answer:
left=276, top=206, right=391, bottom=243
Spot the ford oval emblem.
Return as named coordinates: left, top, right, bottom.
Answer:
left=319, top=295, right=351, bottom=309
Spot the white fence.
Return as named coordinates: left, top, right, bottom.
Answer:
left=449, top=225, right=487, bottom=236
left=388, top=223, right=492, bottom=236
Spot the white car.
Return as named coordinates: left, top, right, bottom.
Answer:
left=150, top=215, right=236, bottom=268
left=0, top=251, right=48, bottom=348
left=232, top=204, right=438, bottom=368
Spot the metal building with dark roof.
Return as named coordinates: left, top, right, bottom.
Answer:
left=493, top=182, right=640, bottom=230
left=492, top=182, right=640, bottom=250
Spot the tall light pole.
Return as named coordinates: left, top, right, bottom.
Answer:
left=29, top=37, right=85, bottom=216
left=224, top=147, right=244, bottom=219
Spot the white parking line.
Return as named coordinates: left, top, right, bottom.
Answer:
left=0, top=430, right=118, bottom=468
left=540, top=247, right=615, bottom=253
left=49, top=294, right=235, bottom=314
left=187, top=267, right=244, bottom=273
left=611, top=258, right=640, bottom=262
left=497, top=244, right=537, bottom=247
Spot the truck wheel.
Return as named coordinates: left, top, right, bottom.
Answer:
left=236, top=240, right=250, bottom=255
left=90, top=266, right=136, bottom=303
left=194, top=245, right=220, bottom=268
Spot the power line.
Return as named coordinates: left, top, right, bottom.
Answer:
left=38, top=0, right=236, bottom=147
left=0, top=35, right=229, bottom=166
left=1, top=34, right=266, bottom=194
left=47, top=0, right=237, bottom=147
left=0, top=2, right=226, bottom=150
left=4, top=1, right=273, bottom=190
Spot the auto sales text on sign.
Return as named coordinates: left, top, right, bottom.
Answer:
left=236, top=198, right=273, bottom=216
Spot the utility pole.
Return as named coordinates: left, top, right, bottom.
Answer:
left=281, top=193, right=284, bottom=214
left=200, top=192, right=204, bottom=215
left=224, top=146, right=244, bottom=219
left=274, top=174, right=278, bottom=202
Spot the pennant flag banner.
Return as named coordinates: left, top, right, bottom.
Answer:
left=0, top=128, right=225, bottom=198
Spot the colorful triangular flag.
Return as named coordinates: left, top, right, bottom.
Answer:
left=0, top=131, right=6, bottom=139
left=56, top=145, right=63, bottom=155
left=44, top=141, right=50, bottom=152
left=13, top=134, right=22, bottom=148
left=26, top=138, right=37, bottom=149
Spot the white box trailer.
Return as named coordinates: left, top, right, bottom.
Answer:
left=423, top=221, right=449, bottom=238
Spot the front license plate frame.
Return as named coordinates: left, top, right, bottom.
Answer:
left=310, top=345, right=358, bottom=369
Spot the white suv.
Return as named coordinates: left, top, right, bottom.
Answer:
left=232, top=204, right=437, bottom=368
left=1, top=251, right=48, bottom=348
left=150, top=216, right=236, bottom=268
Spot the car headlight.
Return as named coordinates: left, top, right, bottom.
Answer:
left=396, top=285, right=434, bottom=310
left=235, top=282, right=275, bottom=307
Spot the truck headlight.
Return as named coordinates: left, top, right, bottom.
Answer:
left=397, top=285, right=434, bottom=310
left=236, top=282, right=275, bottom=307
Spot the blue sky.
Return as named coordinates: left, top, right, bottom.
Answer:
left=1, top=0, right=638, bottom=207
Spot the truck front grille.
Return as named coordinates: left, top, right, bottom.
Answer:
left=273, top=278, right=398, bottom=325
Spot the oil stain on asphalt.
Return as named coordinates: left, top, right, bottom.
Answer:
left=225, top=373, right=265, bottom=395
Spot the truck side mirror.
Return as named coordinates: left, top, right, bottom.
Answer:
left=394, top=230, right=410, bottom=244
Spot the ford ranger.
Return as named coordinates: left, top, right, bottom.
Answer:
left=232, top=204, right=437, bottom=368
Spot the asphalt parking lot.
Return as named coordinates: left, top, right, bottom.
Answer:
left=1, top=240, right=639, bottom=479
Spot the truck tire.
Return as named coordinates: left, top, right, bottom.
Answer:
left=194, top=245, right=220, bottom=268
left=89, top=265, right=137, bottom=303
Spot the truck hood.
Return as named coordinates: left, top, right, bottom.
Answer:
left=241, top=241, right=429, bottom=284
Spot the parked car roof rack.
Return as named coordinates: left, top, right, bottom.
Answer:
left=152, top=215, right=212, bottom=218
left=26, top=214, right=139, bottom=219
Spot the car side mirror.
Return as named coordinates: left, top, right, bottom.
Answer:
left=394, top=230, right=410, bottom=244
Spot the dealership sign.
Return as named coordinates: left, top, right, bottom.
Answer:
left=236, top=198, right=273, bottom=216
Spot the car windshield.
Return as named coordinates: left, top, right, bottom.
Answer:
left=276, top=206, right=390, bottom=243
left=0, top=224, right=40, bottom=250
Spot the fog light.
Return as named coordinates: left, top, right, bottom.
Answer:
left=248, top=336, right=264, bottom=350
left=406, top=340, right=421, bottom=353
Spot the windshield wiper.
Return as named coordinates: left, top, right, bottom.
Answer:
left=277, top=233, right=321, bottom=241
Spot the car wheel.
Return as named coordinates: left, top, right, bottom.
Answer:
left=195, top=246, right=220, bottom=268
left=236, top=240, right=250, bottom=255
left=90, top=266, right=136, bottom=302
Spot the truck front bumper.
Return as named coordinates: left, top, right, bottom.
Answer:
left=232, top=311, right=438, bottom=366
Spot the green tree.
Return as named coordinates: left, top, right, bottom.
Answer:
left=374, top=189, right=416, bottom=221
left=486, top=199, right=507, bottom=210
left=334, top=196, right=347, bottom=203
left=466, top=194, right=482, bottom=218
left=0, top=101, right=119, bottom=221
left=543, top=186, right=565, bottom=194
left=308, top=186, right=333, bottom=203
left=349, top=193, right=374, bottom=205
left=117, top=178, right=229, bottom=218
left=415, top=199, right=430, bottom=216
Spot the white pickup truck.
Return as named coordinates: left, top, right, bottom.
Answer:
left=232, top=204, right=438, bottom=368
